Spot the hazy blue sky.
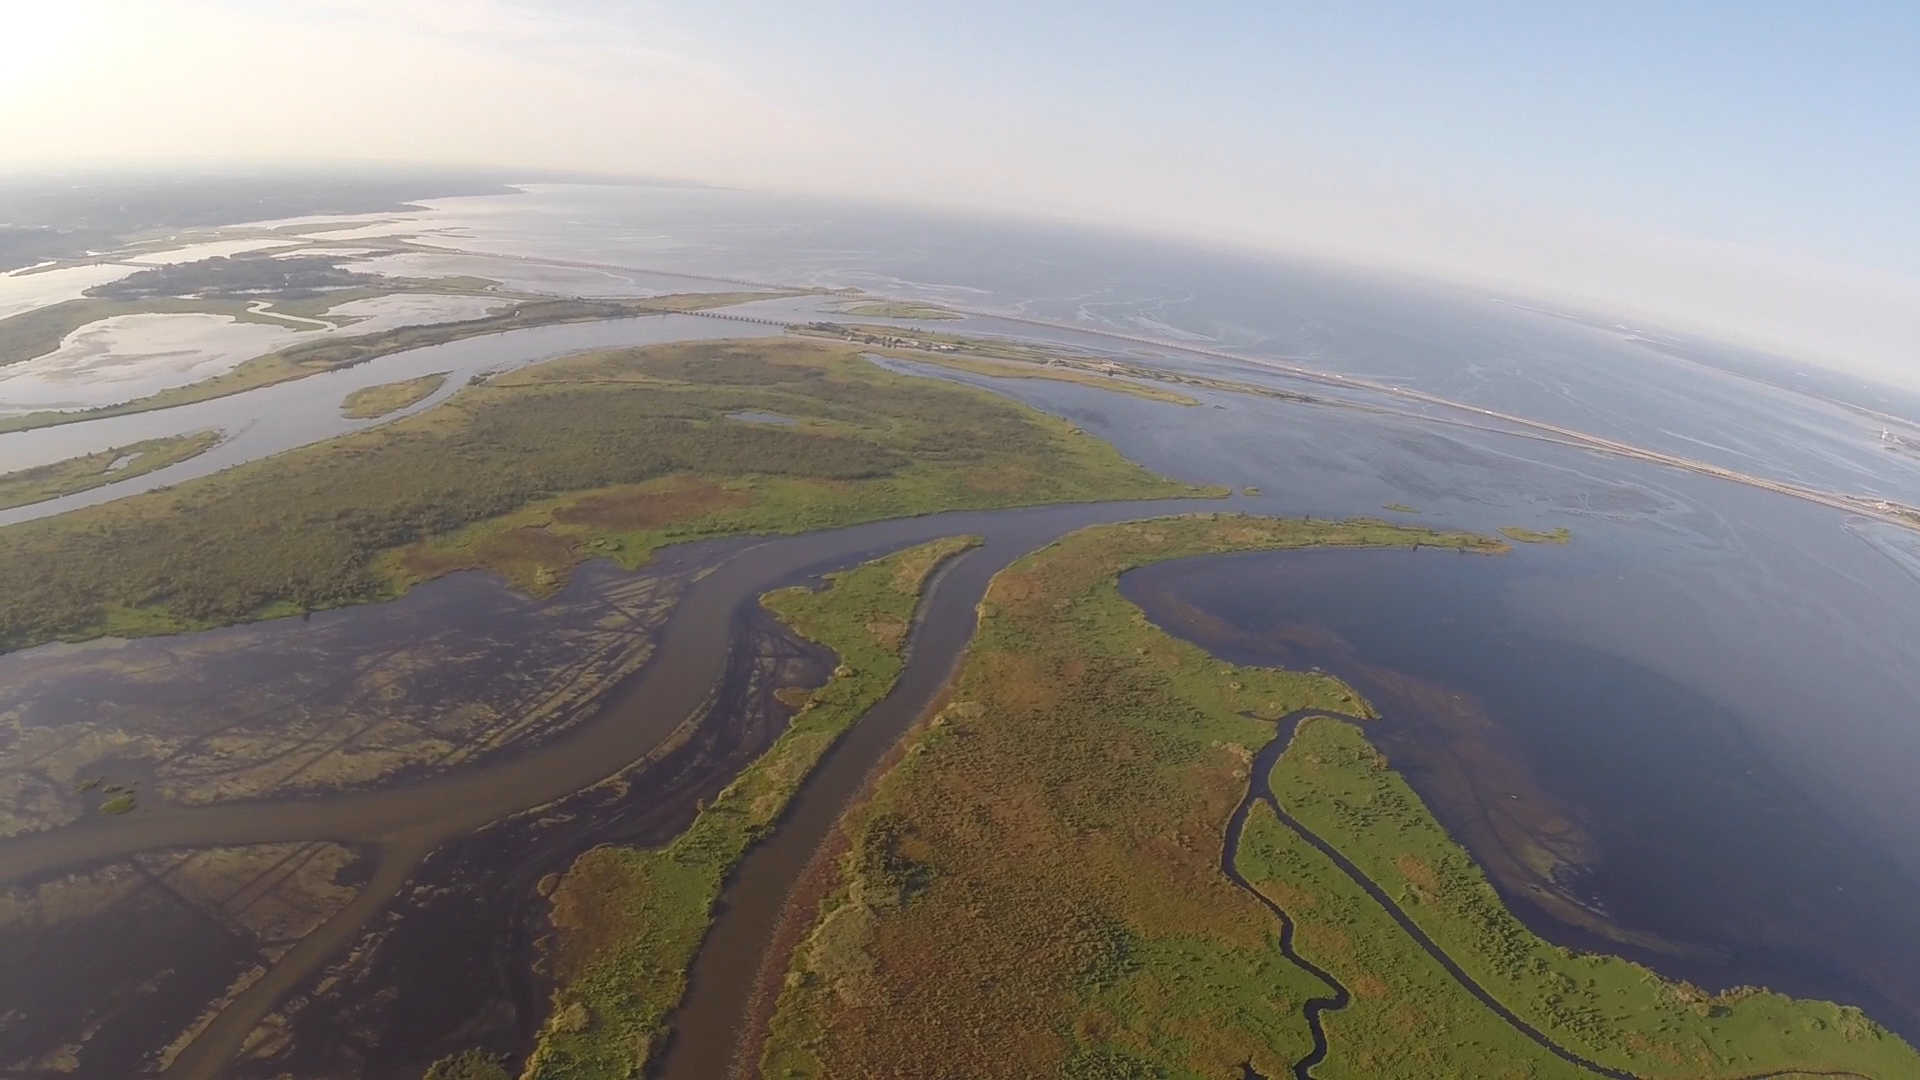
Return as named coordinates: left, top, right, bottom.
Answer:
left=5, top=1, right=1915, bottom=380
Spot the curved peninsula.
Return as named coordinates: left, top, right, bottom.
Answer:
left=751, top=516, right=1920, bottom=1080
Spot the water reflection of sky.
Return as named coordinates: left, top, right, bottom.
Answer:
left=0, top=294, right=513, bottom=413
left=981, top=335, right=1920, bottom=1030
left=273, top=185, right=1920, bottom=507
left=0, top=237, right=305, bottom=321
left=896, top=356, right=1920, bottom=877
left=0, top=315, right=780, bottom=525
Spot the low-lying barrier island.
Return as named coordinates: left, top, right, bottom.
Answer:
left=1501, top=525, right=1573, bottom=544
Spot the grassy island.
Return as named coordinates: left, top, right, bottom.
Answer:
left=0, top=429, right=221, bottom=511
left=0, top=337, right=1208, bottom=653
left=1501, top=525, right=1572, bottom=543
left=838, top=300, right=960, bottom=320
left=340, top=372, right=447, bottom=418
left=0, top=290, right=789, bottom=435
left=519, top=536, right=979, bottom=1080
left=757, top=515, right=1919, bottom=1079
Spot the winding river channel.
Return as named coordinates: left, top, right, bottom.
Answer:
left=1222, top=709, right=1634, bottom=1080
left=0, top=496, right=1218, bottom=1079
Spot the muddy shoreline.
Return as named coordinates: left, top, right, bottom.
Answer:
left=233, top=602, right=835, bottom=1078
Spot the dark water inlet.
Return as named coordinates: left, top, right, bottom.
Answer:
left=1226, top=709, right=1632, bottom=1080
left=1121, top=547, right=1920, bottom=1044
left=655, top=530, right=1031, bottom=1079
left=1221, top=711, right=1353, bottom=1080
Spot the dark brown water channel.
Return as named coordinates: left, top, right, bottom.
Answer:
left=1121, top=547, right=1920, bottom=1044
left=0, top=497, right=1212, bottom=1079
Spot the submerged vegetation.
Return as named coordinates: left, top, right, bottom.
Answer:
left=0, top=337, right=1203, bottom=652
left=759, top=515, right=1919, bottom=1079
left=1501, top=525, right=1572, bottom=543
left=0, top=429, right=221, bottom=511
left=523, top=536, right=978, bottom=1079
left=340, top=372, right=447, bottom=418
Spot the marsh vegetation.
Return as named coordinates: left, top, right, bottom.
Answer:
left=761, top=516, right=1496, bottom=1078
left=0, top=429, right=221, bottom=511
left=0, top=291, right=786, bottom=434
left=521, top=537, right=977, bottom=1079
left=1240, top=715, right=1918, bottom=1077
left=83, top=253, right=376, bottom=301
left=837, top=300, right=960, bottom=320
left=1500, top=525, right=1572, bottom=543
left=0, top=337, right=1198, bottom=652
left=758, top=515, right=1918, bottom=1079
left=340, top=372, right=448, bottom=418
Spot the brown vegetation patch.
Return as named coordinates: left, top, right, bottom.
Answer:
left=1394, top=853, right=1439, bottom=892
left=887, top=540, right=958, bottom=591
left=482, top=525, right=577, bottom=565
left=970, top=650, right=1062, bottom=716
left=1256, top=877, right=1320, bottom=913
left=864, top=617, right=908, bottom=651
left=1351, top=972, right=1390, bottom=1000
left=391, top=544, right=472, bottom=584
left=1389, top=1003, right=1430, bottom=1035
left=542, top=847, right=646, bottom=982
left=1300, top=920, right=1352, bottom=959
left=773, top=686, right=816, bottom=709
left=551, top=478, right=750, bottom=531
left=396, top=525, right=582, bottom=594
